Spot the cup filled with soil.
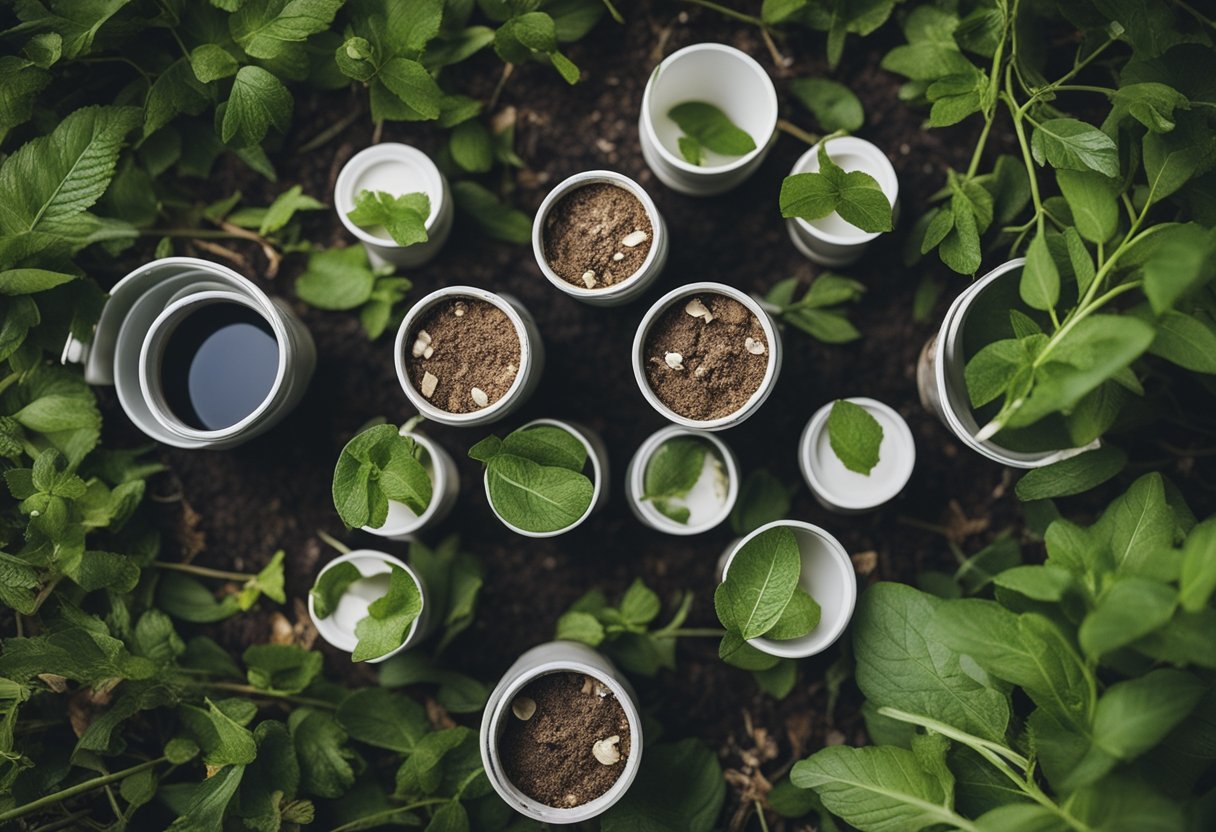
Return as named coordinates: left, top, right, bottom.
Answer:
left=469, top=419, right=608, bottom=538
left=632, top=282, right=782, bottom=430
left=533, top=170, right=668, bottom=305
left=334, top=143, right=453, bottom=269
left=626, top=426, right=738, bottom=535
left=480, top=641, right=643, bottom=823
left=639, top=43, right=778, bottom=196
left=394, top=286, right=544, bottom=426
left=307, top=550, right=431, bottom=664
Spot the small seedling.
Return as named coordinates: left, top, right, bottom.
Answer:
left=469, top=424, right=594, bottom=533
left=667, top=101, right=757, bottom=165
left=296, top=245, right=413, bottom=339
left=642, top=436, right=723, bottom=524
left=347, top=189, right=430, bottom=247
left=826, top=400, right=883, bottom=475
left=765, top=274, right=865, bottom=344
left=332, top=423, right=432, bottom=529
left=779, top=139, right=893, bottom=233
left=311, top=562, right=422, bottom=662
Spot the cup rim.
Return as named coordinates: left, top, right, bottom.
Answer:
left=395, top=286, right=532, bottom=425
left=640, top=42, right=778, bottom=176
left=307, top=550, right=424, bottom=662
left=631, top=282, right=780, bottom=429
left=138, top=289, right=290, bottom=442
left=799, top=397, right=916, bottom=511
left=482, top=419, right=604, bottom=538
left=791, top=136, right=899, bottom=246
left=532, top=170, right=664, bottom=300
left=362, top=430, right=449, bottom=536
left=627, top=425, right=738, bottom=535
left=335, top=142, right=445, bottom=249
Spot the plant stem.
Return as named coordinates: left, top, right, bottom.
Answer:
left=877, top=707, right=1030, bottom=769
left=150, top=561, right=250, bottom=582
left=1052, top=84, right=1115, bottom=96
left=317, top=529, right=351, bottom=554
left=776, top=119, right=820, bottom=146
left=203, top=681, right=338, bottom=710
left=662, top=627, right=726, bottom=638
left=141, top=228, right=248, bottom=240
left=0, top=757, right=166, bottom=823
left=755, top=800, right=770, bottom=832
left=680, top=0, right=765, bottom=27
left=327, top=798, right=452, bottom=832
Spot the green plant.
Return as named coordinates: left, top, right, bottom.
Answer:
left=642, top=435, right=724, bottom=524
left=826, top=399, right=883, bottom=475
left=311, top=561, right=423, bottom=662
left=765, top=273, right=866, bottom=343
left=332, top=422, right=433, bottom=529
left=780, top=137, right=894, bottom=234
left=667, top=101, right=757, bottom=165
left=468, top=423, right=595, bottom=533
left=790, top=77, right=864, bottom=132
left=347, top=189, right=430, bottom=246
left=296, top=245, right=412, bottom=338
left=789, top=473, right=1216, bottom=831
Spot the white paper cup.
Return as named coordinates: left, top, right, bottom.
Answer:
left=799, top=398, right=915, bottom=513
left=532, top=170, right=669, bottom=306
left=79, top=257, right=315, bottom=450
left=625, top=426, right=738, bottom=535
left=916, top=258, right=1102, bottom=468
left=632, top=282, right=782, bottom=431
left=480, top=641, right=643, bottom=824
left=362, top=430, right=460, bottom=540
left=307, top=550, right=432, bottom=664
left=394, top=286, right=544, bottom=427
left=785, top=137, right=899, bottom=267
left=483, top=419, right=607, bottom=538
left=639, top=43, right=778, bottom=196
left=718, top=520, right=857, bottom=659
left=335, top=143, right=454, bottom=270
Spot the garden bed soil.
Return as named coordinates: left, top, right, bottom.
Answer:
left=91, top=4, right=1189, bottom=826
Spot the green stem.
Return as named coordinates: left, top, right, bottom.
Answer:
left=755, top=800, right=771, bottom=832
left=317, top=529, right=351, bottom=554
left=203, top=681, right=339, bottom=710
left=150, top=561, right=251, bottom=582
left=0, top=757, right=166, bottom=823
left=776, top=119, right=820, bottom=147
left=661, top=627, right=726, bottom=638
left=1052, top=84, right=1115, bottom=96
left=679, top=0, right=765, bottom=27
left=877, top=708, right=1030, bottom=770
left=965, top=9, right=1009, bottom=179
left=327, top=799, right=452, bottom=832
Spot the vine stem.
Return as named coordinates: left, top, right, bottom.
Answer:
left=150, top=560, right=251, bottom=582
left=202, top=681, right=339, bottom=710
left=776, top=119, right=820, bottom=146
left=0, top=757, right=167, bottom=823
left=327, top=798, right=451, bottom=832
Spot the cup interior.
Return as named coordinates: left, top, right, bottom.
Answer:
left=793, top=139, right=898, bottom=242
left=631, top=427, right=737, bottom=533
left=645, top=45, right=777, bottom=171
left=310, top=551, right=421, bottom=656
left=336, top=144, right=443, bottom=244
left=803, top=399, right=915, bottom=510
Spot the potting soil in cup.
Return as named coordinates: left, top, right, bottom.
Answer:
left=543, top=183, right=653, bottom=289
left=404, top=298, right=521, bottom=413
left=161, top=302, right=279, bottom=430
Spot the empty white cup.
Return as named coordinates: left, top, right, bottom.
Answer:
left=625, top=426, right=739, bottom=535
left=799, top=398, right=916, bottom=513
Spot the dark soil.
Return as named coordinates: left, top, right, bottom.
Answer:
left=499, top=672, right=632, bottom=807
left=87, top=4, right=1215, bottom=828
left=543, top=182, right=654, bottom=288
left=406, top=297, right=520, bottom=413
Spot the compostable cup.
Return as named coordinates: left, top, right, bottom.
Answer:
left=625, top=426, right=739, bottom=535
left=799, top=398, right=915, bottom=513
left=483, top=419, right=608, bottom=538
left=71, top=257, right=314, bottom=450
left=394, top=286, right=544, bottom=427
left=916, top=258, right=1103, bottom=468
left=632, top=282, right=783, bottom=431
left=638, top=43, right=779, bottom=196
left=335, top=143, right=454, bottom=269
left=480, top=641, right=643, bottom=824
left=362, top=429, right=460, bottom=540
left=307, top=550, right=432, bottom=663
left=717, top=520, right=857, bottom=659
left=532, top=170, right=669, bottom=306
left=785, top=137, right=900, bottom=267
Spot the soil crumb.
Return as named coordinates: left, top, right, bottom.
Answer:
left=543, top=182, right=653, bottom=289
left=406, top=298, right=521, bottom=413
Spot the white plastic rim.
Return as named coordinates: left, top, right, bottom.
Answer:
left=638, top=43, right=779, bottom=196
left=483, top=419, right=607, bottom=538
left=394, top=286, right=542, bottom=427
left=532, top=170, right=669, bottom=306
left=799, top=398, right=915, bottom=513
left=720, top=520, right=857, bottom=659
left=786, top=137, right=899, bottom=267
left=480, top=641, right=643, bottom=824
left=307, top=550, right=429, bottom=664
left=334, top=143, right=452, bottom=269
left=362, top=431, right=460, bottom=540
left=625, top=426, right=739, bottom=535
left=632, top=282, right=783, bottom=431
left=922, top=257, right=1101, bottom=469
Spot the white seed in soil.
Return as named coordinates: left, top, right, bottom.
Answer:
left=694, top=365, right=707, bottom=378
left=421, top=372, right=438, bottom=398
left=593, top=681, right=610, bottom=698
left=581, top=675, right=596, bottom=695
left=593, top=736, right=622, bottom=766
left=621, top=230, right=649, bottom=247
left=563, top=795, right=578, bottom=807
left=665, top=352, right=684, bottom=371
left=612, top=252, right=624, bottom=261
left=471, top=387, right=489, bottom=408
left=411, top=329, right=433, bottom=357
left=684, top=299, right=714, bottom=323
left=511, top=696, right=536, bottom=721
left=582, top=270, right=598, bottom=288
left=745, top=337, right=766, bottom=355
left=454, top=301, right=467, bottom=317
left=422, top=345, right=434, bottom=359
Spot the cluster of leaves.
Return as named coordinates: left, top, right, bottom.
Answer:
left=313, top=560, right=423, bottom=662
left=332, top=421, right=433, bottom=529
left=788, top=472, right=1216, bottom=831
left=469, top=423, right=594, bottom=534
left=780, top=139, right=895, bottom=234
left=826, top=399, right=883, bottom=475
left=296, top=244, right=412, bottom=338
left=759, top=0, right=901, bottom=68
left=667, top=101, right=756, bottom=166
left=764, top=272, right=865, bottom=343
left=641, top=435, right=721, bottom=524
left=556, top=579, right=696, bottom=676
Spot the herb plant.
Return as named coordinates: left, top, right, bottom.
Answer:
left=347, top=189, right=430, bottom=247
left=790, top=77, right=864, bottom=132
left=311, top=561, right=423, bottom=662
left=779, top=138, right=894, bottom=234
left=765, top=273, right=865, bottom=343
left=332, top=423, right=432, bottom=529
left=469, top=423, right=595, bottom=534
left=667, top=101, right=757, bottom=165
left=827, top=399, right=883, bottom=475
left=296, top=245, right=412, bottom=339
left=642, top=435, right=723, bottom=524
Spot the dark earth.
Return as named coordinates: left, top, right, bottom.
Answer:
left=88, top=4, right=1214, bottom=829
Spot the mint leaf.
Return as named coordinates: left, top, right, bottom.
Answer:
left=765, top=588, right=821, bottom=640
left=353, top=565, right=423, bottom=661
left=826, top=400, right=883, bottom=475
left=258, top=184, right=323, bottom=235
left=221, top=66, right=292, bottom=147
left=790, top=78, right=864, bottom=132
left=231, top=0, right=344, bottom=62
left=1014, top=447, right=1127, bottom=501
left=501, top=424, right=587, bottom=471
left=311, top=561, right=361, bottom=620
left=1020, top=230, right=1061, bottom=311
left=449, top=120, right=493, bottom=172
left=556, top=610, right=606, bottom=645
left=332, top=424, right=432, bottom=527
left=452, top=181, right=531, bottom=243
left=243, top=644, right=323, bottom=695
left=188, top=44, right=238, bottom=83
left=667, top=101, right=756, bottom=158
left=1030, top=117, right=1119, bottom=178
left=378, top=57, right=442, bottom=120
left=484, top=452, right=594, bottom=533
left=335, top=687, right=428, bottom=753
left=643, top=436, right=707, bottom=501
left=296, top=246, right=376, bottom=311
left=347, top=189, right=430, bottom=247
left=678, top=136, right=702, bottom=165
left=715, top=526, right=801, bottom=639
left=779, top=143, right=893, bottom=233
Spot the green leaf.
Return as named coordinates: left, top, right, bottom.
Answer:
left=766, top=588, right=821, bottom=640
left=1056, top=169, right=1118, bottom=244
left=1091, top=668, right=1203, bottom=761
left=379, top=57, right=443, bottom=120
left=500, top=425, right=587, bottom=472
left=157, top=572, right=242, bottom=623
left=1109, top=82, right=1190, bottom=134
left=790, top=78, right=864, bottom=132
left=451, top=181, right=531, bottom=243
left=348, top=190, right=430, bottom=247
left=1020, top=231, right=1060, bottom=311
left=1142, top=117, right=1216, bottom=202
left=730, top=470, right=790, bottom=536
left=620, top=579, right=662, bottom=625
left=231, top=0, right=344, bottom=62
left=992, top=565, right=1076, bottom=602
left=221, top=66, right=292, bottom=147
left=0, top=552, right=40, bottom=614
left=335, top=687, right=428, bottom=753
left=555, top=610, right=605, bottom=645
left=643, top=436, right=707, bottom=500
left=715, top=526, right=801, bottom=639
left=677, top=135, right=702, bottom=165
left=1179, top=519, right=1216, bottom=612
left=188, top=44, right=238, bottom=83
left=310, top=561, right=361, bottom=620
left=353, top=566, right=423, bottom=662
left=1103, top=473, right=1176, bottom=576
left=601, top=739, right=724, bottom=832
left=1030, top=118, right=1119, bottom=178
left=484, top=453, right=594, bottom=533
left=1079, top=577, right=1177, bottom=659
left=826, top=399, right=884, bottom=475
left=667, top=101, right=756, bottom=158
left=1014, top=447, right=1127, bottom=500
left=180, top=698, right=258, bottom=766
left=1147, top=309, right=1216, bottom=373
left=244, top=644, right=323, bottom=695
left=290, top=708, right=355, bottom=798
left=165, top=764, right=245, bottom=832
left=258, top=184, right=323, bottom=236
left=719, top=631, right=781, bottom=670
left=0, top=268, right=76, bottom=295
left=449, top=120, right=493, bottom=173
left=965, top=338, right=1030, bottom=408
left=1140, top=224, right=1213, bottom=314
left=297, top=246, right=376, bottom=311
left=780, top=143, right=893, bottom=233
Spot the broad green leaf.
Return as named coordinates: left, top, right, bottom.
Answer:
left=826, top=399, right=883, bottom=475
left=290, top=708, right=355, bottom=798
left=1108, top=82, right=1189, bottom=133
left=452, top=181, right=531, bottom=243
left=231, top=0, right=344, bottom=62
left=500, top=425, right=586, bottom=472
left=992, top=564, right=1075, bottom=602
left=335, top=688, right=428, bottom=753
left=1020, top=231, right=1060, bottom=311
left=243, top=644, right=323, bottom=695
left=221, top=66, right=292, bottom=147
left=188, top=44, right=238, bottom=83
left=353, top=566, right=423, bottom=661
left=1014, top=447, right=1127, bottom=500
left=1030, top=118, right=1119, bottom=178
left=449, top=120, right=493, bottom=173
left=1142, top=116, right=1216, bottom=202
left=965, top=338, right=1028, bottom=408
left=555, top=610, right=605, bottom=645
left=1180, top=519, right=1216, bottom=612
left=180, top=698, right=258, bottom=766
left=157, top=572, right=242, bottom=623
left=0, top=269, right=76, bottom=295
left=1140, top=224, right=1213, bottom=314
left=347, top=189, right=429, bottom=247
left=1102, top=473, right=1176, bottom=576
left=718, top=631, right=781, bottom=670
left=377, top=57, right=442, bottom=120
left=668, top=101, right=756, bottom=158
left=258, top=184, right=323, bottom=235
left=1146, top=309, right=1216, bottom=373
left=1079, top=577, right=1177, bottom=659
left=780, top=144, right=893, bottom=233
left=643, top=436, right=707, bottom=499
left=484, top=453, right=594, bottom=533
left=619, top=579, right=661, bottom=625
left=165, top=764, right=245, bottom=832
left=1056, top=169, right=1118, bottom=243
left=790, top=78, right=864, bottom=132
left=296, top=246, right=376, bottom=310
left=715, top=526, right=801, bottom=639
left=882, top=42, right=975, bottom=80
left=766, top=588, right=821, bottom=640
left=1091, top=668, right=1203, bottom=761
